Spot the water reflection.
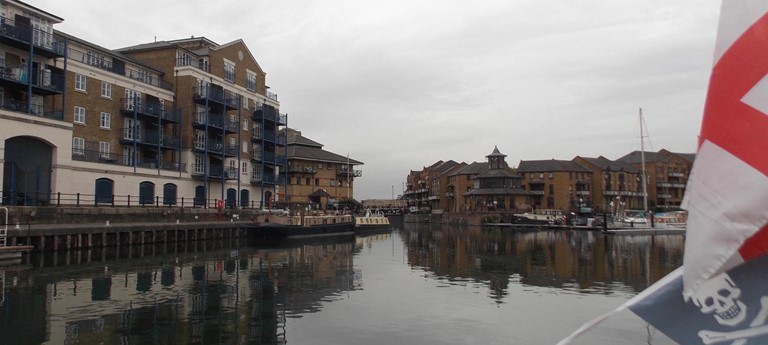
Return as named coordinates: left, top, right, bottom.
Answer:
left=400, top=224, right=683, bottom=300
left=0, top=223, right=684, bottom=345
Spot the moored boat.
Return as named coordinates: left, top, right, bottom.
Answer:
left=355, top=209, right=393, bottom=233
left=246, top=213, right=355, bottom=242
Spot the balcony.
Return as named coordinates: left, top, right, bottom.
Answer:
left=657, top=182, right=686, bottom=188
left=0, top=98, right=62, bottom=120
left=252, top=104, right=285, bottom=124
left=192, top=111, right=238, bottom=133
left=121, top=98, right=180, bottom=123
left=0, top=60, right=65, bottom=95
left=338, top=168, right=362, bottom=177
left=192, top=139, right=237, bottom=157
left=0, top=17, right=67, bottom=58
left=668, top=172, right=685, bottom=177
left=68, top=48, right=172, bottom=90
left=658, top=194, right=673, bottom=199
left=529, top=190, right=545, bottom=195
left=603, top=190, right=647, bottom=197
left=265, top=88, right=278, bottom=101
left=575, top=190, right=590, bottom=196
left=191, top=164, right=237, bottom=180
left=120, top=128, right=180, bottom=149
left=72, top=148, right=184, bottom=172
left=289, top=165, right=318, bottom=174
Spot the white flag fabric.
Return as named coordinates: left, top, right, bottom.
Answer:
left=559, top=1, right=768, bottom=343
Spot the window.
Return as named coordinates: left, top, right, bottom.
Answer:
left=229, top=137, right=236, bottom=147
left=74, top=106, right=85, bottom=124
left=306, top=178, right=310, bottom=185
left=75, top=74, right=86, bottom=91
left=99, top=141, right=110, bottom=158
left=242, top=140, right=248, bottom=153
left=177, top=50, right=192, bottom=66
left=246, top=71, right=257, bottom=91
left=72, top=137, right=84, bottom=155
left=101, top=81, right=111, bottom=98
left=548, top=172, right=554, bottom=179
left=242, top=118, right=248, bottom=131
left=318, top=163, right=323, bottom=169
left=315, top=178, right=319, bottom=185
left=224, top=60, right=235, bottom=82
left=242, top=96, right=249, bottom=109
left=242, top=162, right=248, bottom=174
left=297, top=178, right=302, bottom=185
left=100, top=112, right=110, bottom=129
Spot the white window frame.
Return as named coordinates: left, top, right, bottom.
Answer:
left=74, top=106, right=85, bottom=124
left=242, top=162, right=248, bottom=174
left=72, top=137, right=84, bottom=155
left=242, top=118, right=248, bottom=131
left=101, top=81, right=112, bottom=98
left=246, top=70, right=257, bottom=91
left=224, top=59, right=235, bottom=82
left=74, top=74, right=86, bottom=91
left=100, top=112, right=110, bottom=129
left=99, top=141, right=110, bottom=158
left=242, top=140, right=248, bottom=153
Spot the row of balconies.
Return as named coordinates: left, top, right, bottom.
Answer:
left=0, top=16, right=67, bottom=58
left=120, top=128, right=179, bottom=149
left=121, top=98, right=181, bottom=123
left=193, top=111, right=239, bottom=133
left=603, top=190, right=647, bottom=197
left=657, top=182, right=686, bottom=188
left=72, top=147, right=185, bottom=172
left=0, top=59, right=64, bottom=94
left=193, top=86, right=240, bottom=109
left=193, top=139, right=238, bottom=156
left=68, top=47, right=172, bottom=90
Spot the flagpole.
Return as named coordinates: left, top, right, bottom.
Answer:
left=639, top=108, right=648, bottom=213
left=346, top=153, right=350, bottom=199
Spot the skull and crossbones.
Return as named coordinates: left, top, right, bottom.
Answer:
left=689, top=272, right=768, bottom=344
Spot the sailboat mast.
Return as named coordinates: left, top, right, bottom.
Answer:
left=639, top=108, right=648, bottom=212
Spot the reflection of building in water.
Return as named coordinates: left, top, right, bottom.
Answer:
left=400, top=226, right=684, bottom=303
left=0, top=240, right=356, bottom=345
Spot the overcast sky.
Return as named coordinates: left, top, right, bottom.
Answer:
left=36, top=0, right=721, bottom=200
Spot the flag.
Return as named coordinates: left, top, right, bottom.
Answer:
left=559, top=1, right=768, bottom=343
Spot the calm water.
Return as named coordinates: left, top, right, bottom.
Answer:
left=0, top=222, right=684, bottom=345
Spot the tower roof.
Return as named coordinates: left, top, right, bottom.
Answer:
left=486, top=146, right=507, bottom=158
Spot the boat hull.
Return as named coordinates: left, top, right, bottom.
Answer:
left=246, top=222, right=355, bottom=243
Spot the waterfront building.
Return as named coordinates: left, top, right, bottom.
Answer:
left=572, top=156, right=642, bottom=213
left=446, top=162, right=488, bottom=212
left=117, top=36, right=285, bottom=209
left=284, top=128, right=362, bottom=210
left=517, top=159, right=593, bottom=212
left=427, top=160, right=464, bottom=213
left=403, top=160, right=459, bottom=212
left=0, top=1, right=288, bottom=208
left=617, top=149, right=694, bottom=210
left=464, top=147, right=529, bottom=212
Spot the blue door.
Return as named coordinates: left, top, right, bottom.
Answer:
left=139, top=181, right=154, bottom=205
left=163, top=183, right=177, bottom=205
left=95, top=178, right=114, bottom=205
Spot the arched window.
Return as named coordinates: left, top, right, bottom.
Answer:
left=226, top=188, right=236, bottom=208
left=139, top=181, right=155, bottom=205
left=163, top=183, right=177, bottom=205
left=194, top=186, right=206, bottom=206
left=240, top=189, right=250, bottom=208
left=95, top=178, right=114, bottom=205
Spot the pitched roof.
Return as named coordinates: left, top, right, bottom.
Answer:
left=517, top=159, right=591, bottom=173
left=451, top=162, right=489, bottom=176
left=576, top=156, right=639, bottom=173
left=486, top=146, right=507, bottom=158
left=618, top=150, right=670, bottom=164
left=287, top=145, right=363, bottom=165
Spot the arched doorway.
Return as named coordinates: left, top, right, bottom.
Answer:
left=139, top=181, right=155, bottom=205
left=240, top=189, right=249, bottom=208
left=226, top=188, right=236, bottom=208
left=3, top=136, right=53, bottom=205
left=264, top=191, right=273, bottom=209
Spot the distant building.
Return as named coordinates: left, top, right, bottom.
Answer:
left=617, top=149, right=694, bottom=210
left=404, top=160, right=461, bottom=211
left=446, top=162, right=488, bottom=212
left=572, top=156, right=642, bottom=212
left=518, top=159, right=593, bottom=212
left=428, top=160, right=465, bottom=213
left=285, top=128, right=362, bottom=209
left=464, top=147, right=529, bottom=212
